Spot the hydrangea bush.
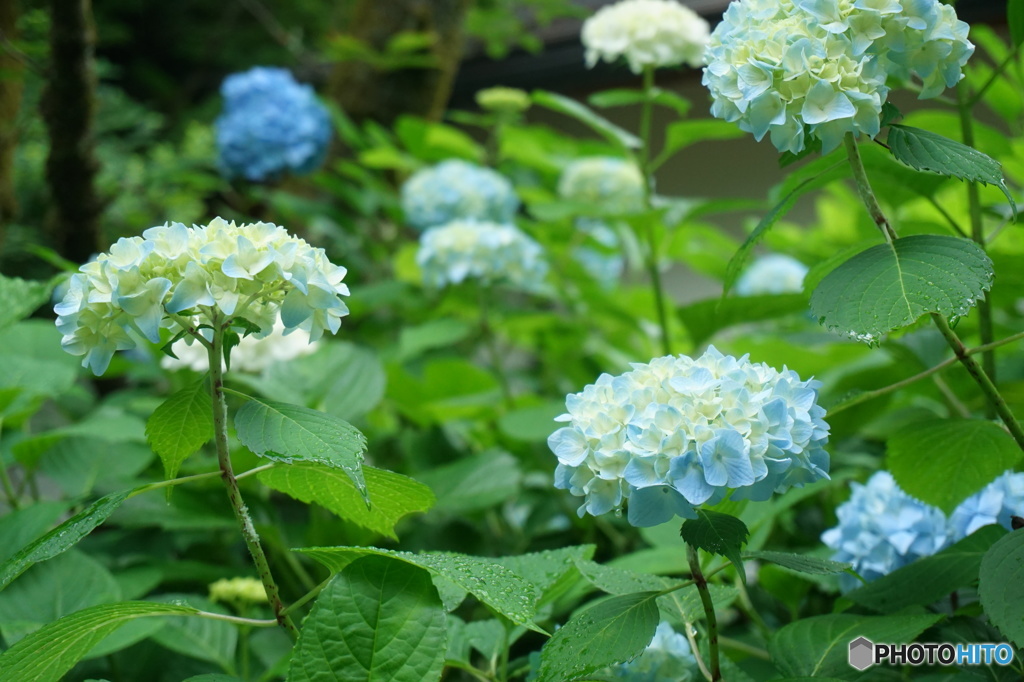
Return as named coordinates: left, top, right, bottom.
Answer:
left=401, top=159, right=520, bottom=231
left=216, top=67, right=332, bottom=181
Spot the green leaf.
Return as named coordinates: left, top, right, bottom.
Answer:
left=0, top=274, right=55, bottom=332
left=1011, top=0, right=1024, bottom=46
left=295, top=546, right=542, bottom=631
left=847, top=525, right=1006, bottom=613
left=234, top=396, right=367, bottom=501
left=498, top=401, right=568, bottom=442
left=289, top=555, right=446, bottom=682
left=587, top=87, right=691, bottom=116
left=488, top=545, right=595, bottom=605
left=809, top=235, right=993, bottom=341
left=536, top=591, right=660, bottom=682
left=416, top=450, right=521, bottom=513
left=38, top=437, right=152, bottom=499
left=723, top=159, right=849, bottom=294
left=150, top=595, right=237, bottom=670
left=0, top=502, right=66, bottom=564
left=680, top=509, right=750, bottom=578
left=879, top=101, right=903, bottom=128
left=979, top=528, right=1024, bottom=646
left=0, top=321, right=80, bottom=404
left=743, top=550, right=851, bottom=575
left=398, top=319, right=472, bottom=362
left=0, top=489, right=131, bottom=591
left=531, top=89, right=641, bottom=150
left=887, top=124, right=1016, bottom=218
left=768, top=613, right=942, bottom=678
left=258, top=463, right=434, bottom=540
left=659, top=119, right=745, bottom=161
left=678, top=294, right=809, bottom=347
left=146, top=380, right=214, bottom=480
left=0, top=601, right=196, bottom=682
left=888, top=419, right=1022, bottom=513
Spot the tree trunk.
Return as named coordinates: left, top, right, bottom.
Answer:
left=328, top=0, right=470, bottom=126
left=42, top=0, right=102, bottom=265
left=0, top=0, right=23, bottom=249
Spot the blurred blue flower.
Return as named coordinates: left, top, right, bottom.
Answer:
left=950, top=470, right=1024, bottom=541
left=607, top=622, right=700, bottom=681
left=558, top=157, right=645, bottom=215
left=417, top=219, right=547, bottom=290
left=549, top=346, right=830, bottom=526
left=402, top=160, right=520, bottom=231
left=215, top=67, right=332, bottom=182
left=735, top=254, right=809, bottom=296
left=822, top=471, right=950, bottom=591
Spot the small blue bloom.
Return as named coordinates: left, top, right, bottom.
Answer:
left=215, top=67, right=332, bottom=182
left=607, top=621, right=701, bottom=681
left=949, top=471, right=1024, bottom=540
left=735, top=254, right=809, bottom=296
left=401, top=160, right=519, bottom=231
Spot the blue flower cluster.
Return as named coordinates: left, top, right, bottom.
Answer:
left=607, top=622, right=700, bottom=681
left=417, top=219, right=548, bottom=290
left=215, top=67, right=332, bottom=182
left=735, top=254, right=809, bottom=296
left=401, top=160, right=520, bottom=231
left=949, top=471, right=1024, bottom=541
left=703, top=0, right=974, bottom=154
left=822, top=471, right=949, bottom=590
left=549, top=346, right=831, bottom=527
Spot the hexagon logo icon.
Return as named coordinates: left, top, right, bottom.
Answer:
left=849, top=636, right=874, bottom=671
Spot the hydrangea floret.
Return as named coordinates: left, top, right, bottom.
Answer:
left=735, top=254, right=809, bottom=296
left=209, top=577, right=269, bottom=605
left=582, top=0, right=711, bottom=73
left=548, top=346, right=830, bottom=527
left=822, top=471, right=949, bottom=590
left=401, top=160, right=520, bottom=232
left=417, top=219, right=548, bottom=290
left=949, top=470, right=1024, bottom=541
left=215, top=67, right=332, bottom=181
left=558, top=157, right=645, bottom=215
left=606, top=622, right=700, bottom=680
left=55, top=218, right=349, bottom=375
left=162, top=320, right=318, bottom=373
left=703, top=0, right=974, bottom=154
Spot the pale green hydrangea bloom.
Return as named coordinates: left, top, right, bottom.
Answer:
left=209, top=577, right=268, bottom=604
left=703, top=0, right=974, bottom=154
left=582, top=0, right=710, bottom=73
left=476, top=86, right=532, bottom=114
left=55, top=218, right=349, bottom=375
left=417, top=219, right=548, bottom=290
left=558, top=157, right=645, bottom=214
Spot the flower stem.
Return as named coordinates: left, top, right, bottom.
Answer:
left=639, top=65, right=672, bottom=355
left=930, top=314, right=1024, bottom=451
left=207, top=323, right=299, bottom=640
left=843, top=133, right=896, bottom=243
left=686, top=543, right=721, bottom=682
left=479, top=284, right=513, bottom=408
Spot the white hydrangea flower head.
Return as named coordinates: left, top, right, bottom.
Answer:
left=548, top=346, right=830, bottom=527
left=822, top=471, right=950, bottom=590
left=703, top=0, right=974, bottom=154
left=558, top=157, right=645, bottom=214
left=162, top=320, right=319, bottom=373
left=735, top=254, right=809, bottom=296
left=54, top=218, right=349, bottom=375
left=401, top=160, right=520, bottom=231
left=949, top=470, right=1024, bottom=541
left=582, top=0, right=711, bottom=73
left=209, top=577, right=268, bottom=604
left=417, top=220, right=548, bottom=291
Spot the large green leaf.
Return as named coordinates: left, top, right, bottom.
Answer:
left=488, top=546, right=595, bottom=604
left=657, top=119, right=745, bottom=164
left=296, top=546, right=542, bottom=630
left=258, top=463, right=434, bottom=540
left=289, top=555, right=446, bottom=682
left=979, top=529, right=1024, bottom=646
left=0, top=321, right=79, bottom=406
left=679, top=294, right=809, bottom=347
left=743, top=551, right=851, bottom=575
left=680, top=509, right=750, bottom=577
left=416, top=450, right=521, bottom=514
left=38, top=437, right=153, bottom=498
left=0, top=502, right=66, bottom=564
left=0, top=601, right=197, bottom=682
left=531, top=89, right=641, bottom=150
left=887, top=124, right=1016, bottom=217
left=536, top=591, right=660, bottom=682
left=769, top=613, right=942, bottom=678
left=234, top=396, right=367, bottom=500
left=847, top=525, right=1005, bottom=613
left=146, top=380, right=213, bottom=480
left=0, top=489, right=132, bottom=591
left=0, top=274, right=55, bottom=332
left=888, top=419, right=1022, bottom=513
left=809, top=235, right=993, bottom=341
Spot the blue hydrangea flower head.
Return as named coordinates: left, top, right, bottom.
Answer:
left=822, top=471, right=950, bottom=590
left=703, top=0, right=974, bottom=154
left=549, top=346, right=831, bottom=526
left=606, top=622, right=700, bottom=681
left=949, top=470, right=1024, bottom=541
left=401, top=160, right=520, bottom=231
left=215, top=67, right=332, bottom=182
left=735, top=254, right=809, bottom=296
left=416, top=219, right=548, bottom=290
left=558, top=157, right=645, bottom=214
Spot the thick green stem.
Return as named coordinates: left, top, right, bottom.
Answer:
left=843, top=133, right=896, bottom=242
left=957, top=82, right=996, bottom=405
left=686, top=544, right=721, bottom=682
left=639, top=66, right=672, bottom=355
left=479, top=284, right=513, bottom=407
left=930, top=314, right=1024, bottom=451
left=208, top=324, right=299, bottom=640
